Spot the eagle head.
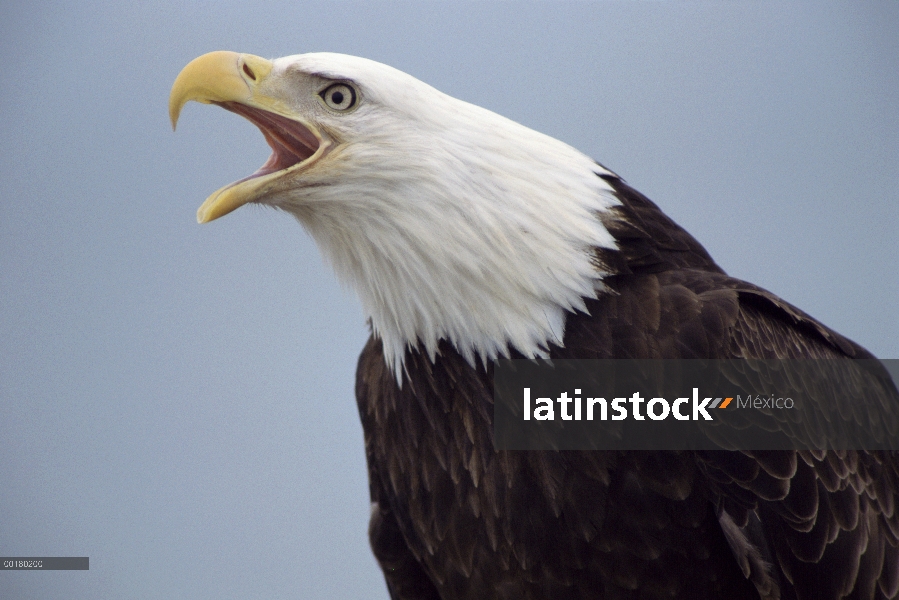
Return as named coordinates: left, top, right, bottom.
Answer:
left=170, top=51, right=620, bottom=378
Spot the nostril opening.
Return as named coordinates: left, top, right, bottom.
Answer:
left=243, top=63, right=256, bottom=81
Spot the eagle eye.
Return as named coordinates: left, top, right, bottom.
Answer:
left=319, top=83, right=357, bottom=112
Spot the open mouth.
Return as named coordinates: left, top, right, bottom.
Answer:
left=216, top=101, right=321, bottom=184
left=168, top=51, right=331, bottom=223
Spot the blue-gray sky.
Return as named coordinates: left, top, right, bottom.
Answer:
left=1, top=2, right=896, bottom=598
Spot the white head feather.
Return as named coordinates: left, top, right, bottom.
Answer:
left=260, top=53, right=620, bottom=380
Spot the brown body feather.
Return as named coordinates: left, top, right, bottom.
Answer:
left=356, top=175, right=899, bottom=599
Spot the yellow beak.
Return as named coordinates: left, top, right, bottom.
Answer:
left=169, top=51, right=278, bottom=223
left=169, top=51, right=272, bottom=131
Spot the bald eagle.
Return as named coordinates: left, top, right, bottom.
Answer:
left=170, top=52, right=899, bottom=599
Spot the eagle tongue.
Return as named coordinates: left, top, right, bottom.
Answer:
left=216, top=101, right=319, bottom=177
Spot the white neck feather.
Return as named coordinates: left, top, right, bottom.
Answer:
left=280, top=80, right=620, bottom=381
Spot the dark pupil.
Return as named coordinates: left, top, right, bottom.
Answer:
left=331, top=91, right=344, bottom=105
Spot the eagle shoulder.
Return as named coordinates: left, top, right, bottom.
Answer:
left=354, top=176, right=899, bottom=599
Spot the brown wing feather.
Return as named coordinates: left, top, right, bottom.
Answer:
left=355, top=175, right=899, bottom=599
